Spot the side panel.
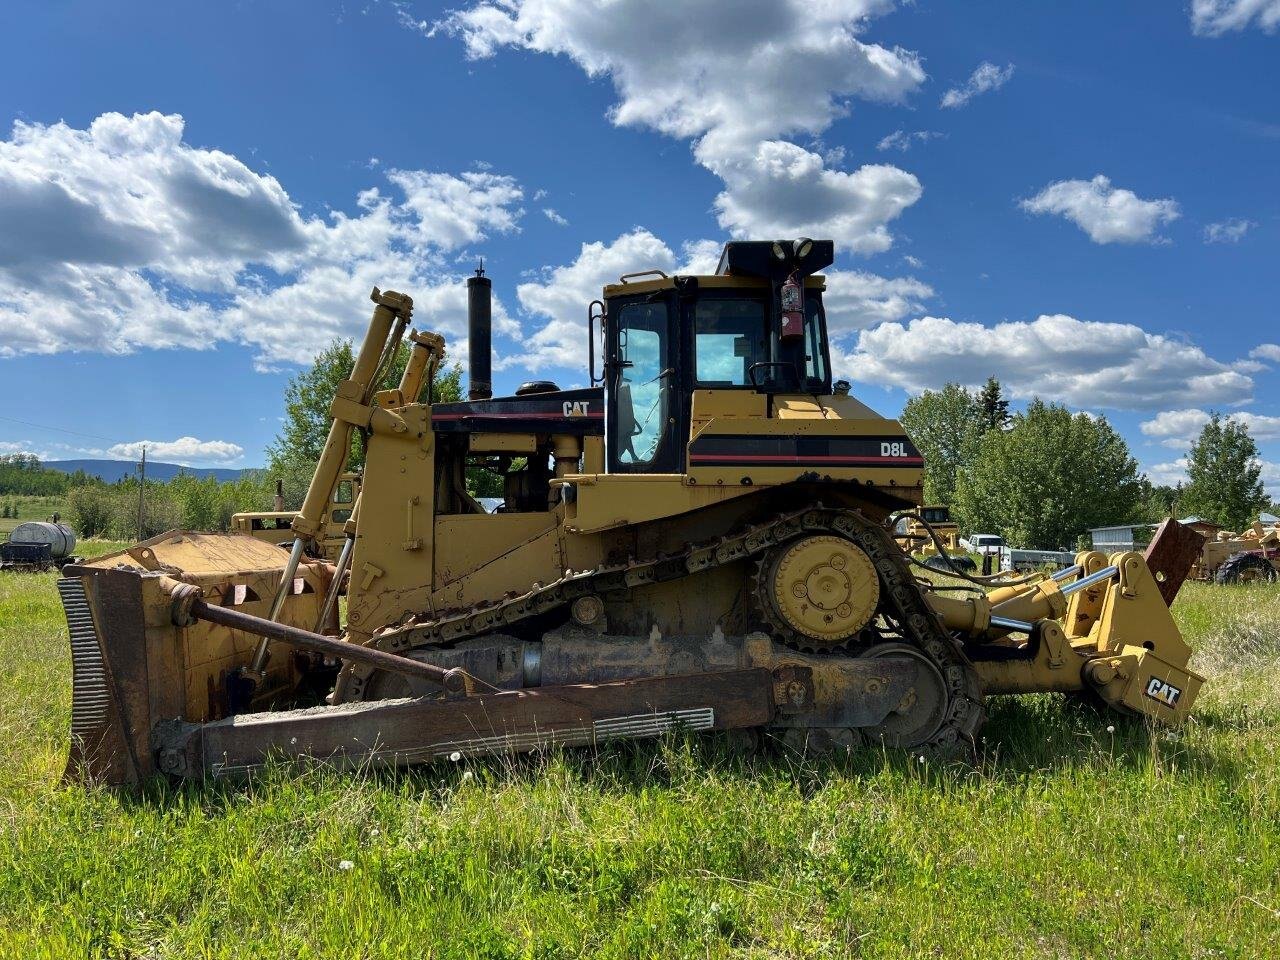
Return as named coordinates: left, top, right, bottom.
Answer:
left=686, top=415, right=923, bottom=500
left=431, top=514, right=567, bottom=611
left=564, top=475, right=756, bottom=535
left=345, top=405, right=436, bottom=640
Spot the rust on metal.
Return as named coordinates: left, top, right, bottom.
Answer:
left=1143, top=518, right=1205, bottom=606
left=157, top=667, right=777, bottom=779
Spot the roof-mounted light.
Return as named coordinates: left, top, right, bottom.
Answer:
left=793, top=238, right=814, bottom=259
left=771, top=241, right=787, bottom=260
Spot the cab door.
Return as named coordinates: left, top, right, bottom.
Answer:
left=604, top=291, right=683, bottom=474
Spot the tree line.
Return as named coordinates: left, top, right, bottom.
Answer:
left=0, top=454, right=98, bottom=497
left=13, top=350, right=1273, bottom=547
left=901, top=377, right=1274, bottom=549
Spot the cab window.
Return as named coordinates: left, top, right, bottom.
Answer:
left=694, top=298, right=767, bottom=386
left=803, top=295, right=829, bottom=389
left=612, top=301, right=670, bottom=467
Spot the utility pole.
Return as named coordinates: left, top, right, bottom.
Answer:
left=137, top=446, right=146, bottom=542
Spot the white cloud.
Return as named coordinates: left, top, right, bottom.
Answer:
left=434, top=0, right=927, bottom=254
left=107, top=437, right=245, bottom=465
left=1191, top=0, right=1280, bottom=35
left=0, top=112, right=526, bottom=369
left=940, top=62, right=1015, bottom=109
left=543, top=207, right=569, bottom=226
left=1252, top=343, right=1280, bottom=362
left=0, top=441, right=49, bottom=459
left=385, top=168, right=523, bottom=250
left=843, top=314, right=1255, bottom=411
left=510, top=228, right=932, bottom=371
left=512, top=228, right=678, bottom=371
left=0, top=112, right=307, bottom=290
left=1145, top=458, right=1189, bottom=487
left=1139, top=409, right=1212, bottom=448
left=711, top=143, right=921, bottom=253
left=677, top=239, right=725, bottom=275
left=876, top=129, right=943, bottom=152
left=823, top=270, right=933, bottom=335
left=1203, top=218, right=1255, bottom=243
left=1020, top=175, right=1180, bottom=244
left=1140, top=407, right=1280, bottom=448
left=1262, top=459, right=1280, bottom=496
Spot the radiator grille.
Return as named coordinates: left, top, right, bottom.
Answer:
left=58, top=578, right=110, bottom=740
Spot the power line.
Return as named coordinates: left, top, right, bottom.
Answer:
left=0, top=414, right=128, bottom=446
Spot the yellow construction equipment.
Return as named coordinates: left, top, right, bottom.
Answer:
left=230, top=472, right=361, bottom=562
left=58, top=242, right=1208, bottom=785
left=893, top=505, right=976, bottom=571
left=1192, top=517, right=1280, bottom=584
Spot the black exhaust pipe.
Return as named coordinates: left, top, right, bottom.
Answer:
left=467, top=264, right=492, bottom=401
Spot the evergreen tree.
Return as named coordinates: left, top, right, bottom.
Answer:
left=976, top=376, right=1010, bottom=432
left=1179, top=413, right=1267, bottom=530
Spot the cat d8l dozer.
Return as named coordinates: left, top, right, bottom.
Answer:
left=59, top=241, right=1207, bottom=786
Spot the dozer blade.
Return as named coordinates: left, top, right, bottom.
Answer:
left=58, top=532, right=334, bottom=786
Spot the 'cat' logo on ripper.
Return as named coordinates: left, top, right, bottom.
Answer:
left=1144, top=677, right=1182, bottom=707
left=563, top=400, right=590, bottom=417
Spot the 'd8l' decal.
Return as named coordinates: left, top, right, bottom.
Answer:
left=880, top=441, right=907, bottom=457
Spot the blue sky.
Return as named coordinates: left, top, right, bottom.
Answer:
left=0, top=0, right=1276, bottom=495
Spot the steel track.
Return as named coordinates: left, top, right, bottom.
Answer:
left=338, top=506, right=985, bottom=753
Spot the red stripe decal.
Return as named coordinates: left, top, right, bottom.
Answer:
left=433, top=411, right=603, bottom=420
left=688, top=454, right=923, bottom=465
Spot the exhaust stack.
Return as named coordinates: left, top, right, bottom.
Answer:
left=467, top=264, right=492, bottom=401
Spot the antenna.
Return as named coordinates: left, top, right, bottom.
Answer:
left=475, top=258, right=485, bottom=278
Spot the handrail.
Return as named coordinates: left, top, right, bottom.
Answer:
left=618, top=270, right=669, bottom=284
left=588, top=299, right=605, bottom=386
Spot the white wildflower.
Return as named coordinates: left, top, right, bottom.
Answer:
left=338, top=860, right=354, bottom=871
left=449, top=750, right=462, bottom=762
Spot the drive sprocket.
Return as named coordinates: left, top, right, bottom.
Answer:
left=752, top=535, right=879, bottom=651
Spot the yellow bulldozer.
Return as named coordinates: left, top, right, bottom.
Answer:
left=58, top=241, right=1207, bottom=786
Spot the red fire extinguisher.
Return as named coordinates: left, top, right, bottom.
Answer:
left=780, top=271, right=803, bottom=341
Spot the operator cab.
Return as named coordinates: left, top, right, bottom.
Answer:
left=597, top=239, right=835, bottom=474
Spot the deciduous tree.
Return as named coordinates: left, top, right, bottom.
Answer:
left=954, top=400, right=1143, bottom=549
left=1179, top=414, right=1267, bottom=530
left=899, top=384, right=985, bottom=508
left=267, top=340, right=470, bottom=507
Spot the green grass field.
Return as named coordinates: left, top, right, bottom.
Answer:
left=1, top=559, right=1276, bottom=959
left=0, top=495, right=67, bottom=538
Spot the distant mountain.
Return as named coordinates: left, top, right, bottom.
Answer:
left=44, top=459, right=255, bottom=484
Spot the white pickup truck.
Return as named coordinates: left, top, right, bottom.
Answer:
left=961, top=533, right=1075, bottom=573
